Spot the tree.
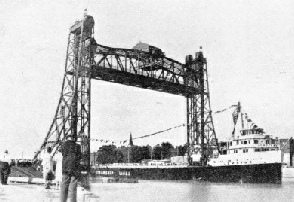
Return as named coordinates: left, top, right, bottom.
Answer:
left=140, top=146, right=151, bottom=160
left=131, top=145, right=151, bottom=163
left=152, top=144, right=162, bottom=160
left=177, top=143, right=188, bottom=156
left=96, top=145, right=123, bottom=164
left=115, top=150, right=124, bottom=163
left=161, top=142, right=174, bottom=159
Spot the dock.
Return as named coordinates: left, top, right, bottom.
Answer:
left=1, top=181, right=99, bottom=201
left=2, top=180, right=99, bottom=202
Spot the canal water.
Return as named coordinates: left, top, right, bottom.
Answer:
left=91, top=179, right=294, bottom=202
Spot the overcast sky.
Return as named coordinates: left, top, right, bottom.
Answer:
left=0, top=0, right=293, bottom=158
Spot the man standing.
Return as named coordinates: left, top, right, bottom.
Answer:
left=42, top=147, right=54, bottom=189
left=60, top=135, right=81, bottom=202
left=54, top=150, right=62, bottom=190
left=0, top=150, right=11, bottom=185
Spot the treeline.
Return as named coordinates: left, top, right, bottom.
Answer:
left=95, top=142, right=188, bottom=164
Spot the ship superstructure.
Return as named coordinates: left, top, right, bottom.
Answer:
left=209, top=102, right=281, bottom=166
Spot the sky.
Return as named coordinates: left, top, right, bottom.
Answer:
left=0, top=0, right=293, bottom=158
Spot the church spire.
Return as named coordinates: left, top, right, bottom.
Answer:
left=129, top=132, right=133, bottom=146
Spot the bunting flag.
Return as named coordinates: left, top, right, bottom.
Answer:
left=232, top=110, right=238, bottom=138
left=129, top=124, right=185, bottom=140
left=212, top=103, right=262, bottom=135
left=232, top=108, right=239, bottom=125
left=214, top=104, right=237, bottom=114
left=89, top=124, right=186, bottom=146
left=241, top=109, right=260, bottom=129
left=231, top=103, right=241, bottom=137
left=232, top=128, right=236, bottom=136
left=251, top=123, right=258, bottom=128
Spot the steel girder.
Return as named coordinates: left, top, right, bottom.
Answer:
left=90, top=43, right=201, bottom=96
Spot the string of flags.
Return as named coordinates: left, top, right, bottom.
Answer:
left=132, top=124, right=185, bottom=140
left=89, top=104, right=244, bottom=146
left=213, top=102, right=259, bottom=129
left=88, top=104, right=262, bottom=146
left=232, top=105, right=260, bottom=136
left=243, top=112, right=258, bottom=129
left=214, top=104, right=237, bottom=114
left=90, top=124, right=185, bottom=146
left=89, top=138, right=128, bottom=145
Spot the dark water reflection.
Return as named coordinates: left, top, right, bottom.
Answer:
left=91, top=179, right=294, bottom=202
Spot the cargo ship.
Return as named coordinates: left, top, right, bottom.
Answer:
left=92, top=162, right=281, bottom=183
left=92, top=103, right=282, bottom=183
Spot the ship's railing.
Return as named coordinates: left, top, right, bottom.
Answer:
left=258, top=144, right=277, bottom=147
left=208, top=150, right=281, bottom=166
left=229, top=143, right=278, bottom=149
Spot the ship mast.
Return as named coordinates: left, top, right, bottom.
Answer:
left=238, top=101, right=244, bottom=129
left=232, top=101, right=241, bottom=138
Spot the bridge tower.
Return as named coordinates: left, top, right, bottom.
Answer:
left=35, top=14, right=95, bottom=188
left=64, top=14, right=95, bottom=177
left=185, top=50, right=218, bottom=165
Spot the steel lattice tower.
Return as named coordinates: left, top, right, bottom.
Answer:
left=185, top=51, right=218, bottom=165
left=34, top=14, right=95, bottom=187
left=68, top=15, right=95, bottom=175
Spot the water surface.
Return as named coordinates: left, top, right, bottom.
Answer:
left=91, top=178, right=294, bottom=202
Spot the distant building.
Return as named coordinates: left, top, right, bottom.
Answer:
left=280, top=138, right=294, bottom=167
left=170, top=156, right=188, bottom=165
left=129, top=133, right=133, bottom=147
left=280, top=139, right=291, bottom=153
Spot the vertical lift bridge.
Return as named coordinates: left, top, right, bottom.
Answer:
left=34, top=14, right=218, bottom=185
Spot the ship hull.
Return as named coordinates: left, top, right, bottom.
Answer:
left=92, top=163, right=281, bottom=183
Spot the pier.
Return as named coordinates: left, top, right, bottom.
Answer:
left=0, top=183, right=98, bottom=201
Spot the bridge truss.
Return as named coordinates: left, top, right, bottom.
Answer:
left=34, top=14, right=218, bottom=177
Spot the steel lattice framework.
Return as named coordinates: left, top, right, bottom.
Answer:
left=185, top=54, right=218, bottom=165
left=91, top=43, right=198, bottom=96
left=34, top=14, right=218, bottom=171
left=34, top=15, right=95, bottom=178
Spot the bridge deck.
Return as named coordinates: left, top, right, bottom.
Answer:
left=91, top=66, right=200, bottom=96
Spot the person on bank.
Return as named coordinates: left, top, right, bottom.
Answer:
left=55, top=149, right=62, bottom=190
left=60, top=134, right=81, bottom=202
left=0, top=150, right=12, bottom=185
left=42, top=147, right=54, bottom=189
